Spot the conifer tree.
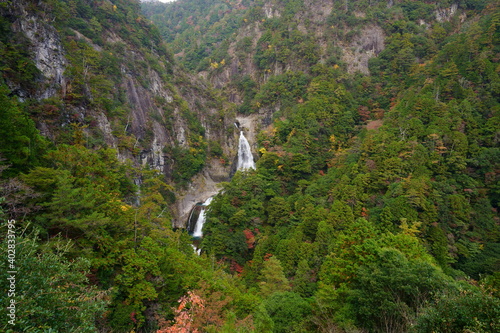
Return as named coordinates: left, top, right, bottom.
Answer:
left=259, top=256, right=291, bottom=297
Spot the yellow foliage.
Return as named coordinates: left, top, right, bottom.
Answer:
left=424, top=78, right=435, bottom=85
left=399, top=218, right=422, bottom=236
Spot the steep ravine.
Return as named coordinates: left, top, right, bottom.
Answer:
left=3, top=0, right=245, bottom=226
left=173, top=124, right=260, bottom=228
left=141, top=0, right=465, bottom=227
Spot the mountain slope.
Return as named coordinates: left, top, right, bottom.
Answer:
left=2, top=0, right=247, bottom=222
left=0, top=0, right=499, bottom=332
left=0, top=0, right=240, bottom=331
left=145, top=0, right=500, bottom=331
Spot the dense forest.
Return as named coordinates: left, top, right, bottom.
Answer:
left=1, top=0, right=500, bottom=332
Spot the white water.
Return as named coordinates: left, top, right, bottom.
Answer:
left=191, top=244, right=201, bottom=255
left=237, top=131, right=255, bottom=170
left=192, top=196, right=214, bottom=238
left=191, top=130, right=254, bottom=243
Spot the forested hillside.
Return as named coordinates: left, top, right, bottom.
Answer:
left=1, top=0, right=500, bottom=332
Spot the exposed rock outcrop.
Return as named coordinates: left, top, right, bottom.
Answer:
left=173, top=158, right=230, bottom=228
left=11, top=12, right=67, bottom=100
left=436, top=3, right=459, bottom=22
left=342, top=25, right=385, bottom=74
left=4, top=0, right=240, bottom=226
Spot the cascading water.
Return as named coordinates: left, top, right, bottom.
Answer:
left=237, top=131, right=256, bottom=170
left=190, top=128, right=255, bottom=251
left=192, top=196, right=213, bottom=239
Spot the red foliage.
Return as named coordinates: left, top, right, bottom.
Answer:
left=243, top=229, right=255, bottom=249
left=389, top=97, right=398, bottom=109
left=358, top=105, right=371, bottom=122
left=366, top=120, right=384, bottom=130
left=230, top=260, right=244, bottom=275
left=42, top=104, right=59, bottom=116
left=231, top=196, right=242, bottom=206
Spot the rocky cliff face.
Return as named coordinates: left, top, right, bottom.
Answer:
left=5, top=0, right=465, bottom=227
left=196, top=0, right=386, bottom=90
left=341, top=24, right=385, bottom=75
left=3, top=0, right=242, bottom=226
left=142, top=1, right=465, bottom=178
left=150, top=0, right=389, bottom=153
left=8, top=4, right=67, bottom=101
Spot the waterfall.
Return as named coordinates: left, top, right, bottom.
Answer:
left=189, top=129, right=255, bottom=245
left=192, top=196, right=214, bottom=238
left=237, top=131, right=255, bottom=170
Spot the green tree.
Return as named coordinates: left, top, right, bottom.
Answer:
left=293, top=259, right=316, bottom=297
left=113, top=237, right=163, bottom=327
left=253, top=303, right=274, bottom=333
left=327, top=200, right=355, bottom=230
left=259, top=256, right=290, bottom=297
left=267, top=197, right=290, bottom=226
left=0, top=85, right=47, bottom=176
left=262, top=291, right=311, bottom=333
left=348, top=248, right=450, bottom=333
left=415, top=282, right=500, bottom=333
left=319, top=218, right=379, bottom=289
left=0, top=234, right=108, bottom=332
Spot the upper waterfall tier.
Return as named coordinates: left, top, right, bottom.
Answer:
left=237, top=131, right=255, bottom=170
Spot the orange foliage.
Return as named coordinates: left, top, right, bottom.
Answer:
left=230, top=259, right=244, bottom=275
left=157, top=291, right=204, bottom=333
left=243, top=229, right=256, bottom=249
left=157, top=283, right=253, bottom=332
